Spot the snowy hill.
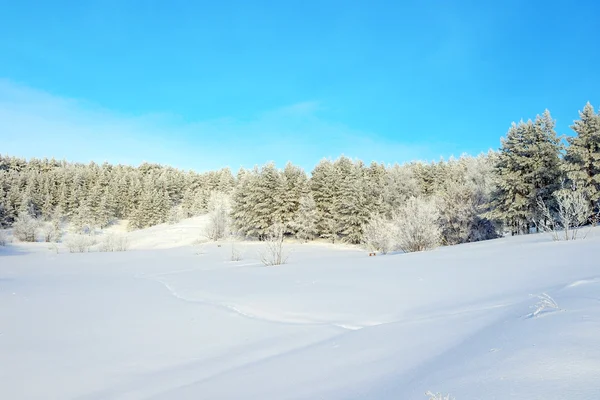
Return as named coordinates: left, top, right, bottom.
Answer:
left=1, top=228, right=599, bottom=399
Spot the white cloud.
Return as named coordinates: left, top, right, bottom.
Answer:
left=0, top=79, right=431, bottom=172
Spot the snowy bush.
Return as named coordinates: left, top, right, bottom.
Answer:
left=205, top=192, right=231, bottom=241
left=41, top=220, right=62, bottom=243
left=362, top=214, right=394, bottom=254
left=0, top=230, right=7, bottom=246
left=12, top=212, right=39, bottom=242
left=425, top=391, right=454, bottom=400
left=64, top=234, right=97, bottom=253
left=99, top=234, right=129, bottom=252
left=537, top=189, right=592, bottom=241
left=260, top=224, right=288, bottom=266
left=393, top=197, right=440, bottom=253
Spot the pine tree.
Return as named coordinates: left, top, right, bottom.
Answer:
left=492, top=112, right=562, bottom=234
left=564, top=102, right=600, bottom=206
left=382, top=163, right=421, bottom=218
left=279, top=162, right=308, bottom=232
left=231, top=168, right=256, bottom=237
left=333, top=157, right=370, bottom=244
left=72, top=197, right=94, bottom=233
left=252, top=163, right=284, bottom=238
left=310, top=159, right=339, bottom=241
left=291, top=194, right=318, bottom=242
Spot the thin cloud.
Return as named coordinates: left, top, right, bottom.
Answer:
left=0, top=79, right=433, bottom=172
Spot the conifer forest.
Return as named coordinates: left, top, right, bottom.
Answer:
left=2, top=103, right=599, bottom=250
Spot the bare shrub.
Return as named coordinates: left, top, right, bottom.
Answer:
left=204, top=192, right=231, bottom=241
left=99, top=234, right=129, bottom=252
left=41, top=220, right=62, bottom=243
left=528, top=293, right=560, bottom=318
left=12, top=212, right=39, bottom=242
left=393, top=197, right=440, bottom=253
left=362, top=214, right=394, bottom=254
left=64, top=234, right=97, bottom=253
left=260, top=223, right=288, bottom=266
left=426, top=391, right=454, bottom=400
left=537, top=189, right=591, bottom=241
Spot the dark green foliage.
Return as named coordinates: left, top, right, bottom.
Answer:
left=492, top=111, right=563, bottom=235
left=564, top=102, right=600, bottom=206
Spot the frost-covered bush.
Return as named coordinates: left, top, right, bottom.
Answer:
left=64, top=234, right=97, bottom=253
left=98, top=234, right=129, bottom=252
left=426, top=391, right=454, bottom=400
left=205, top=192, right=231, bottom=241
left=260, top=224, right=288, bottom=266
left=0, top=230, right=7, bottom=246
left=393, top=197, right=440, bottom=253
left=362, top=214, right=394, bottom=254
left=12, top=212, right=39, bottom=242
left=41, top=220, right=62, bottom=243
left=537, top=189, right=593, bottom=241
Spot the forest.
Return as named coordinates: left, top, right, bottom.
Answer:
left=1, top=102, right=599, bottom=252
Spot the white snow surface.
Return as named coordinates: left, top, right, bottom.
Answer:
left=1, top=223, right=600, bottom=399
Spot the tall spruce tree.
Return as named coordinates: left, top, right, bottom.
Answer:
left=333, top=157, right=370, bottom=244
left=564, top=102, right=600, bottom=206
left=492, top=112, right=562, bottom=234
left=280, top=162, right=308, bottom=232
left=311, top=159, right=339, bottom=242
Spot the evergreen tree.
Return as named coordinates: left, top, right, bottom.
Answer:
left=231, top=168, right=257, bottom=236
left=291, top=194, right=318, bottom=242
left=310, top=159, right=339, bottom=241
left=333, top=157, right=370, bottom=244
left=564, top=102, right=600, bottom=206
left=251, top=163, right=284, bottom=238
left=492, top=113, right=562, bottom=234
left=280, top=162, right=308, bottom=232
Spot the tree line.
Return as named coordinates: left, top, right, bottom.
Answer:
left=1, top=102, right=598, bottom=250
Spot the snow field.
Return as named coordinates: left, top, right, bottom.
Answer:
left=1, top=223, right=599, bottom=399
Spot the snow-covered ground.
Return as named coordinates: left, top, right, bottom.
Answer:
left=1, top=222, right=600, bottom=399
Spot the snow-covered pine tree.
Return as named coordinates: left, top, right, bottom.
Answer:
left=291, top=193, right=318, bottom=242
left=333, top=157, right=370, bottom=244
left=310, top=159, right=339, bottom=242
left=230, top=167, right=255, bottom=237
left=564, top=102, right=600, bottom=206
left=382, top=163, right=421, bottom=218
left=279, top=162, right=308, bottom=233
left=527, top=110, right=564, bottom=214
left=364, top=161, right=386, bottom=216
left=251, top=163, right=284, bottom=239
left=492, top=113, right=562, bottom=235
left=217, top=167, right=236, bottom=193
left=71, top=196, right=94, bottom=233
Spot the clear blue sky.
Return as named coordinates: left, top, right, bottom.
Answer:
left=1, top=0, right=599, bottom=172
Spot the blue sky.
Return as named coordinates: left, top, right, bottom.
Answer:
left=1, top=0, right=599, bottom=172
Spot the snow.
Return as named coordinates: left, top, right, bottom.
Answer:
left=1, top=223, right=600, bottom=399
